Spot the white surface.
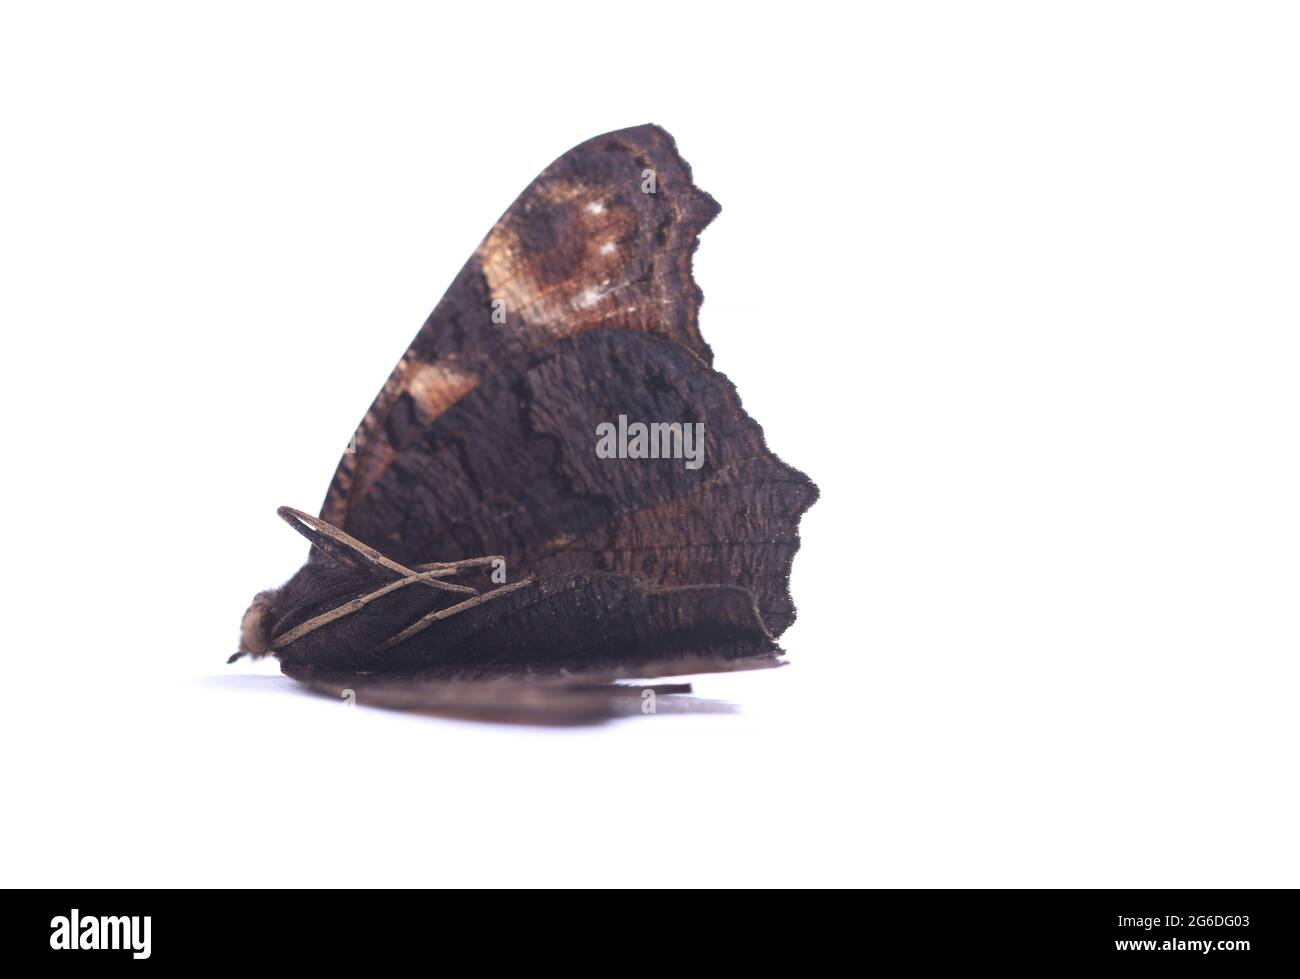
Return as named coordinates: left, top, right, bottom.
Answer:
left=2, top=2, right=1298, bottom=888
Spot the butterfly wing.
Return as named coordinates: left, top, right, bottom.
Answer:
left=317, top=124, right=817, bottom=635
left=322, top=124, right=718, bottom=527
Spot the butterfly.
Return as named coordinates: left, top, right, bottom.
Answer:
left=234, top=124, right=819, bottom=722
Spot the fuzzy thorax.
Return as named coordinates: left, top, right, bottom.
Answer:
left=238, top=588, right=280, bottom=658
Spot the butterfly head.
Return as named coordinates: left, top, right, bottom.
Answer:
left=233, top=588, right=280, bottom=662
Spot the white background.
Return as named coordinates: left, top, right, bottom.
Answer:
left=2, top=2, right=1297, bottom=888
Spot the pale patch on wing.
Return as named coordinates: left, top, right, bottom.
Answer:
left=406, top=359, right=480, bottom=421
left=477, top=179, right=639, bottom=338
left=322, top=356, right=479, bottom=527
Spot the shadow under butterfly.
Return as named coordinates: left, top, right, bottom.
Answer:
left=234, top=124, right=819, bottom=724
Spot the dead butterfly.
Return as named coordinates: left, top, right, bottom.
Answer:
left=234, top=124, right=818, bottom=722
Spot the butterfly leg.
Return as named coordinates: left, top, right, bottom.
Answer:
left=271, top=568, right=472, bottom=650
left=410, top=555, right=506, bottom=576
left=374, top=577, right=537, bottom=653
left=273, top=555, right=514, bottom=649
left=271, top=508, right=520, bottom=651
left=276, top=505, right=477, bottom=597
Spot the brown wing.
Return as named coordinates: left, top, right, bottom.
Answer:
left=316, top=124, right=817, bottom=635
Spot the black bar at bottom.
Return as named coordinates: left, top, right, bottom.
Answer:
left=5, top=888, right=1292, bottom=969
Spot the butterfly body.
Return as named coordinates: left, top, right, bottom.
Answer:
left=250, top=559, right=778, bottom=678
